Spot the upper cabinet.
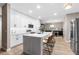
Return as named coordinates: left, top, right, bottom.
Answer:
left=10, top=8, right=40, bottom=33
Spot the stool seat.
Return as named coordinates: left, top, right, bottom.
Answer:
left=43, top=39, right=47, bottom=43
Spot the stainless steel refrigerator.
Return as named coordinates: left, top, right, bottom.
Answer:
left=70, top=18, right=79, bottom=55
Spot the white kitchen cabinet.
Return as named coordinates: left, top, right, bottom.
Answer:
left=10, top=34, right=23, bottom=48
left=10, top=35, right=16, bottom=47
left=10, top=9, right=40, bottom=48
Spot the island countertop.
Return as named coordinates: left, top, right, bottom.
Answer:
left=23, top=32, right=52, bottom=38
left=23, top=32, right=52, bottom=55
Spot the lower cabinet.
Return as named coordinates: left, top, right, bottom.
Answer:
left=10, top=34, right=23, bottom=48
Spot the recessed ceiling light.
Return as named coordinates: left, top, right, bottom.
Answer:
left=38, top=16, right=41, bottom=18
left=29, top=10, right=32, bottom=13
left=36, top=5, right=41, bottom=9
left=64, top=3, right=72, bottom=9
left=53, top=13, right=57, bottom=16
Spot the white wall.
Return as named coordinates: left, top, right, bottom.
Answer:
left=41, top=18, right=64, bottom=24
left=0, top=7, right=2, bottom=49
left=0, top=17, right=2, bottom=49
left=10, top=8, right=40, bottom=47
left=0, top=7, right=2, bottom=16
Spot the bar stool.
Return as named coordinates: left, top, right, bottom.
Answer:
left=43, top=35, right=55, bottom=55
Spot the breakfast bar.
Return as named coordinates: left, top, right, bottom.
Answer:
left=23, top=32, right=52, bottom=55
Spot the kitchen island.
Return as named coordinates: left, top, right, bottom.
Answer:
left=23, top=32, right=52, bottom=55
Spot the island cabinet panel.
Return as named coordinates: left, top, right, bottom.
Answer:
left=23, top=32, right=52, bottom=55
left=23, top=36, right=42, bottom=55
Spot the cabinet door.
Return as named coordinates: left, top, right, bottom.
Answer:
left=18, top=35, right=23, bottom=44
left=10, top=35, right=23, bottom=47
left=23, top=36, right=32, bottom=54
left=31, top=38, right=41, bottom=55
left=10, top=35, right=16, bottom=47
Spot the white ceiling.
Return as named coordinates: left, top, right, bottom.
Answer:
left=11, top=3, right=79, bottom=23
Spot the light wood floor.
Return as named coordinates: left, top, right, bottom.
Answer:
left=0, top=44, right=23, bottom=55
left=52, top=37, right=74, bottom=55
left=0, top=36, right=74, bottom=55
